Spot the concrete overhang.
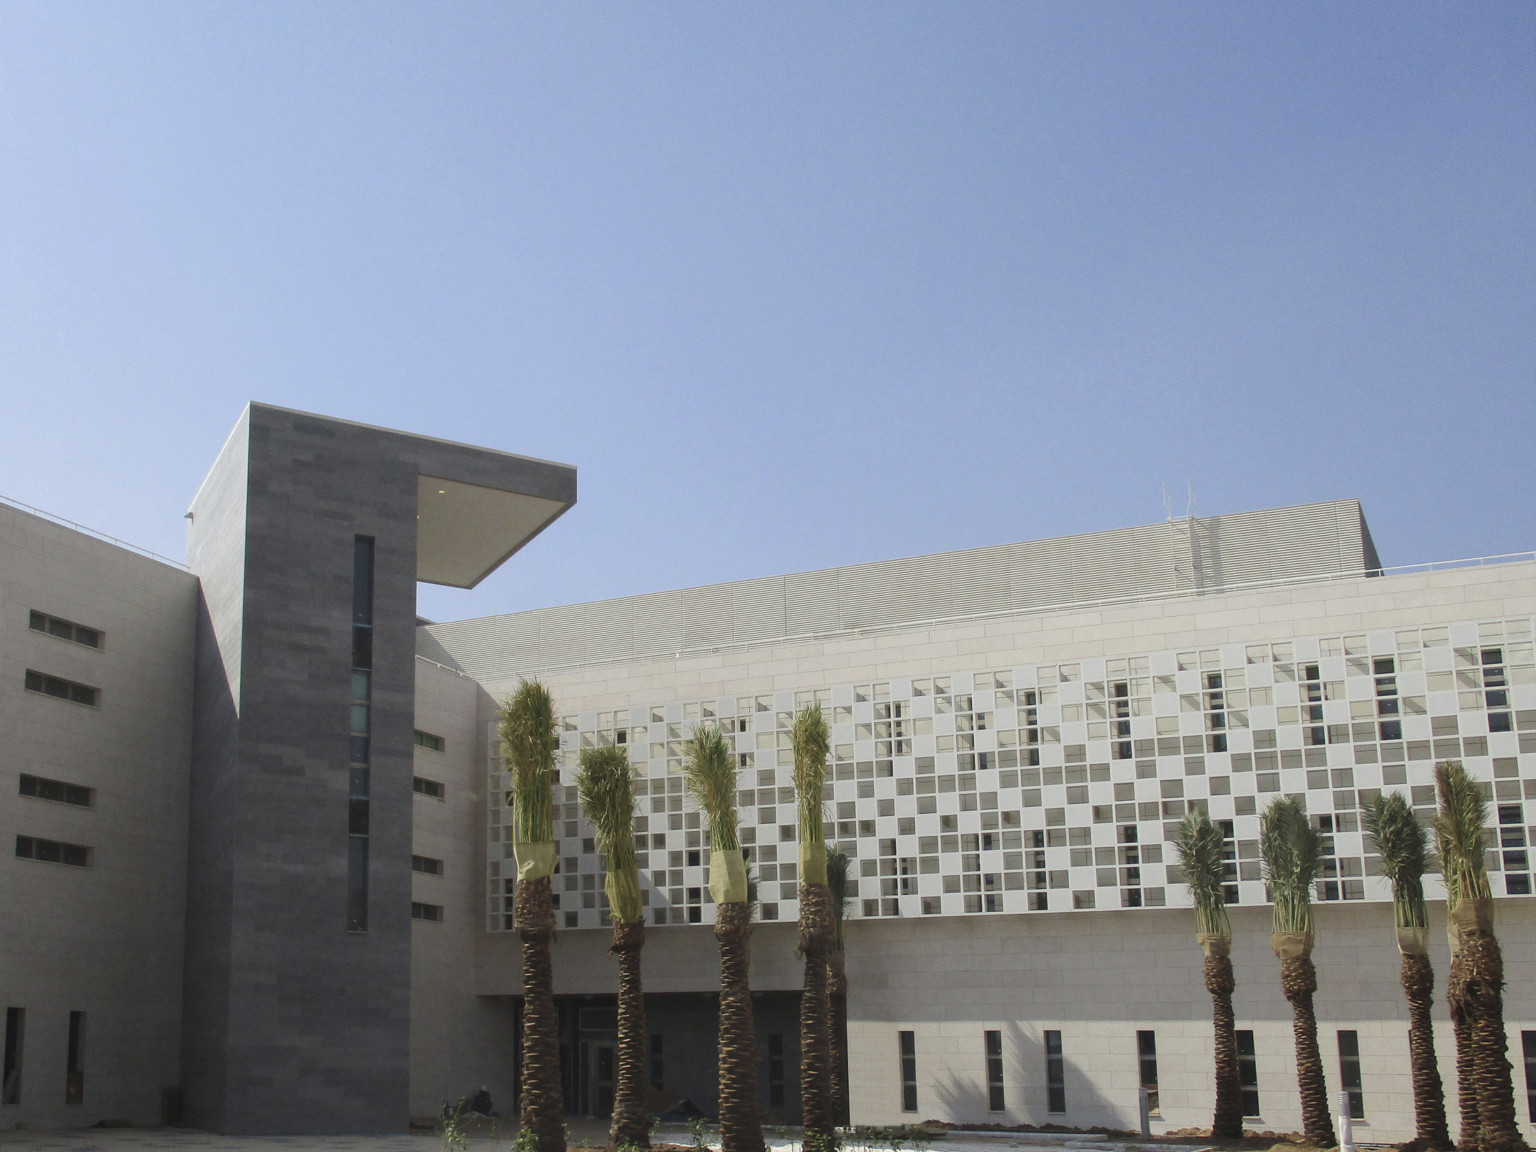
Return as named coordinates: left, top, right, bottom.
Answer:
left=416, top=473, right=570, bottom=588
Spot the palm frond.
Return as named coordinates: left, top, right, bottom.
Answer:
left=684, top=724, right=740, bottom=854
left=1362, top=791, right=1430, bottom=930
left=577, top=744, right=642, bottom=923
left=1172, top=809, right=1230, bottom=938
left=792, top=704, right=831, bottom=849
left=1434, top=760, right=1491, bottom=911
left=499, top=679, right=558, bottom=844
left=1259, top=795, right=1321, bottom=936
left=826, top=843, right=851, bottom=950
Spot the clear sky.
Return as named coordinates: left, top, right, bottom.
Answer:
left=1, top=4, right=1531, bottom=624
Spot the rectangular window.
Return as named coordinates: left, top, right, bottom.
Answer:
left=649, top=1034, right=664, bottom=1090
left=411, top=855, right=444, bottom=875
left=767, top=1033, right=785, bottom=1108
left=1237, top=1030, right=1260, bottom=1116
left=348, top=536, right=374, bottom=933
left=1338, top=1030, right=1364, bottom=1119
left=15, top=836, right=90, bottom=867
left=65, top=1011, right=84, bottom=1107
left=23, top=670, right=98, bottom=707
left=1045, top=1030, right=1065, bottom=1114
left=985, top=1029, right=1005, bottom=1112
left=18, top=774, right=92, bottom=807
left=29, top=610, right=101, bottom=649
left=414, top=729, right=446, bottom=753
left=1522, top=1031, right=1536, bottom=1123
left=899, top=1030, right=917, bottom=1113
left=413, top=776, right=445, bottom=800
left=411, top=902, right=443, bottom=922
left=1137, top=1030, right=1159, bottom=1115
left=2, top=1008, right=22, bottom=1105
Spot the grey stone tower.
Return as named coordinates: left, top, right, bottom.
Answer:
left=182, top=404, right=575, bottom=1134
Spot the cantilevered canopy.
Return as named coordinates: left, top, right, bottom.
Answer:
left=416, top=473, right=571, bottom=588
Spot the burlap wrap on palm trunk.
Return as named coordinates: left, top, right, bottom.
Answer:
left=1198, top=933, right=1231, bottom=958
left=513, top=839, right=558, bottom=882
left=1396, top=925, right=1430, bottom=956
left=1271, top=930, right=1314, bottom=960
left=709, top=847, right=749, bottom=907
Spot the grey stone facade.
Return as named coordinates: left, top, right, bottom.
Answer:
left=182, top=405, right=574, bottom=1134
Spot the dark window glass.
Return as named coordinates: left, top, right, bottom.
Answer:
left=767, top=1033, right=785, bottom=1108
left=15, top=836, right=89, bottom=867
left=1338, top=1030, right=1364, bottom=1119
left=3, top=1007, right=22, bottom=1105
left=351, top=626, right=372, bottom=671
left=414, top=776, right=445, bottom=800
left=414, top=730, right=446, bottom=752
left=899, top=1030, right=917, bottom=1112
left=23, top=670, right=98, bottom=707
left=29, top=611, right=101, bottom=649
left=65, top=1011, right=84, bottom=1107
left=19, top=775, right=92, bottom=807
left=411, top=902, right=443, bottom=922
left=985, top=1030, right=1005, bottom=1112
left=1522, top=1031, right=1536, bottom=1123
left=1236, top=1029, right=1260, bottom=1116
left=412, top=855, right=444, bottom=876
left=649, top=1034, right=664, bottom=1090
left=352, top=537, right=375, bottom=626
left=1137, top=1031, right=1159, bottom=1114
left=1045, top=1030, right=1065, bottom=1113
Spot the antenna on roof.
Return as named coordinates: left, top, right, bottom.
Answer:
left=1186, top=481, right=1197, bottom=519
left=1162, top=483, right=1173, bottom=523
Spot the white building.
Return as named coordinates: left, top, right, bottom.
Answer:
left=3, top=404, right=1534, bottom=1141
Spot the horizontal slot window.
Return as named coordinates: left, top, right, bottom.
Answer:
left=23, top=670, right=99, bottom=707
left=414, top=729, right=446, bottom=753
left=411, top=902, right=443, bottom=922
left=15, top=835, right=90, bottom=867
left=412, top=854, right=444, bottom=875
left=29, top=611, right=101, bottom=649
left=413, top=777, right=445, bottom=800
left=19, top=774, right=93, bottom=807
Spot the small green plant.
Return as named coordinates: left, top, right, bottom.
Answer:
left=689, top=1116, right=713, bottom=1151
left=440, top=1097, right=470, bottom=1152
left=512, top=1122, right=541, bottom=1152
left=804, top=1129, right=843, bottom=1152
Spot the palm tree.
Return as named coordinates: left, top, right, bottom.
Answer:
left=684, top=725, right=763, bottom=1152
left=792, top=705, right=835, bottom=1152
left=500, top=680, right=566, bottom=1152
left=1172, top=810, right=1243, bottom=1139
left=1259, top=795, right=1334, bottom=1147
left=1363, top=791, right=1452, bottom=1152
left=1435, top=761, right=1530, bottom=1152
left=578, top=744, right=649, bottom=1150
left=826, top=843, right=852, bottom=1128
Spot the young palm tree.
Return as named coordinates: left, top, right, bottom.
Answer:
left=1259, top=795, right=1334, bottom=1148
left=684, top=725, right=763, bottom=1152
left=1172, top=810, right=1243, bottom=1139
left=1363, top=791, right=1452, bottom=1152
left=826, top=843, right=852, bottom=1128
left=500, top=680, right=566, bottom=1152
left=792, top=705, right=835, bottom=1152
left=1435, top=761, right=1530, bottom=1152
left=578, top=744, right=649, bottom=1150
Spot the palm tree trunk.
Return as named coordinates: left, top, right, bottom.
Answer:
left=716, top=901, right=764, bottom=1152
left=1401, top=950, right=1453, bottom=1152
left=799, top=883, right=835, bottom=1150
left=829, top=950, right=849, bottom=1127
left=1280, top=956, right=1336, bottom=1147
left=1205, top=951, right=1243, bottom=1139
left=516, top=875, right=567, bottom=1152
left=1457, top=932, right=1530, bottom=1152
left=611, top=919, right=650, bottom=1149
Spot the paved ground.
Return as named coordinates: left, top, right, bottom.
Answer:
left=0, top=1129, right=1222, bottom=1152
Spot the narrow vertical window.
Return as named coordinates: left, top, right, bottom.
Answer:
left=1522, top=1031, right=1536, bottom=1123
left=1137, top=1031, right=1159, bottom=1115
left=1236, top=1030, right=1260, bottom=1117
left=649, top=1034, right=664, bottom=1090
left=898, top=1030, right=917, bottom=1113
left=1338, top=1030, right=1364, bottom=1119
left=767, top=1033, right=785, bottom=1107
left=1044, top=1030, right=1065, bottom=1114
left=348, top=535, right=375, bottom=932
left=65, top=1012, right=84, bottom=1107
left=3, top=1008, right=22, bottom=1106
left=985, top=1029, right=1005, bottom=1112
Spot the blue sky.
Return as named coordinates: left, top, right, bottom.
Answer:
left=1, top=4, right=1531, bottom=623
